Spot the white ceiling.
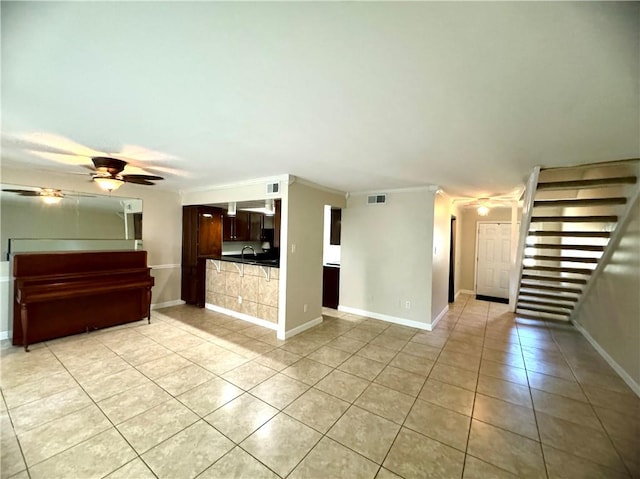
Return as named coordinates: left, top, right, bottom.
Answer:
left=1, top=2, right=638, bottom=198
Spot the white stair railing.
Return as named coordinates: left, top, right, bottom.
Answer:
left=509, top=166, right=540, bottom=312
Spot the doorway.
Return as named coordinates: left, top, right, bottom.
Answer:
left=448, top=215, right=456, bottom=303
left=475, top=222, right=511, bottom=302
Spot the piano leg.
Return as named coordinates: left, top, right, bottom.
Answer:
left=20, top=303, right=29, bottom=352
left=147, top=287, right=152, bottom=324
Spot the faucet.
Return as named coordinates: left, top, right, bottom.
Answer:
left=241, top=245, right=257, bottom=263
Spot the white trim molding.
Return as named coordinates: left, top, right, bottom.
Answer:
left=338, top=306, right=431, bottom=331
left=280, top=316, right=323, bottom=340
left=458, top=289, right=475, bottom=296
left=431, top=305, right=449, bottom=330
left=150, top=264, right=181, bottom=270
left=151, top=299, right=185, bottom=310
left=572, top=320, right=640, bottom=397
left=0, top=331, right=10, bottom=341
left=205, top=303, right=278, bottom=331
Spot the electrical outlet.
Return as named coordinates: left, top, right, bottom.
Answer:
left=303, top=304, right=308, bottom=313
left=238, top=296, right=243, bottom=304
left=405, top=301, right=411, bottom=310
left=291, top=244, right=296, bottom=253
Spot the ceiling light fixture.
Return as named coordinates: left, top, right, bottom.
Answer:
left=38, top=188, right=64, bottom=204
left=228, top=202, right=237, bottom=217
left=477, top=205, right=490, bottom=216
left=94, top=176, right=124, bottom=192
left=264, top=199, right=275, bottom=216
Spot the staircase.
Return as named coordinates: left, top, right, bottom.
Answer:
left=514, top=159, right=639, bottom=321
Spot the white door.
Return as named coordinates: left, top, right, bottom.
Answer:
left=476, top=223, right=511, bottom=299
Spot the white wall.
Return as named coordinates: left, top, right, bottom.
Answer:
left=284, top=181, right=346, bottom=335
left=340, top=188, right=436, bottom=328
left=573, top=196, right=640, bottom=391
left=0, top=166, right=183, bottom=338
left=431, top=192, right=452, bottom=322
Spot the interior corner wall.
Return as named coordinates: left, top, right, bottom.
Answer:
left=431, top=194, right=452, bottom=320
left=459, top=207, right=513, bottom=292
left=340, top=189, right=435, bottom=327
left=573, top=197, right=640, bottom=389
left=284, top=182, right=346, bottom=334
left=0, top=166, right=183, bottom=337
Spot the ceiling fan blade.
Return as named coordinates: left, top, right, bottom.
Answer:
left=122, top=174, right=164, bottom=181
left=2, top=189, right=40, bottom=196
left=123, top=177, right=155, bottom=185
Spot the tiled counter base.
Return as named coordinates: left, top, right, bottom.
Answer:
left=206, top=260, right=279, bottom=325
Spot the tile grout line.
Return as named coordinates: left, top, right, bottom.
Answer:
left=514, top=314, right=551, bottom=479
left=544, top=320, right=634, bottom=478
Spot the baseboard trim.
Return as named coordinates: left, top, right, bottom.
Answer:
left=431, top=305, right=449, bottom=330
left=0, top=331, right=10, bottom=341
left=281, top=316, right=323, bottom=340
left=205, top=303, right=278, bottom=331
left=151, top=299, right=186, bottom=310
left=338, top=306, right=431, bottom=331
left=459, top=289, right=475, bottom=295
left=572, top=320, right=640, bottom=398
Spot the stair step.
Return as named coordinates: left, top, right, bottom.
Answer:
left=517, top=305, right=571, bottom=316
left=521, top=274, right=587, bottom=285
left=520, top=282, right=583, bottom=293
left=518, top=299, right=574, bottom=310
left=536, top=176, right=637, bottom=190
left=515, top=311, right=571, bottom=322
left=523, top=265, right=593, bottom=275
left=518, top=291, right=579, bottom=302
left=527, top=230, right=611, bottom=238
left=527, top=243, right=605, bottom=252
left=531, top=215, right=618, bottom=223
left=534, top=198, right=627, bottom=208
left=526, top=254, right=599, bottom=263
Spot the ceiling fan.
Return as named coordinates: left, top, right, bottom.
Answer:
left=87, top=157, right=164, bottom=192
left=2, top=132, right=186, bottom=185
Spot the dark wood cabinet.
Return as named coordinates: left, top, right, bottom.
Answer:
left=182, top=205, right=222, bottom=307
left=223, top=211, right=251, bottom=241
left=322, top=266, right=340, bottom=309
left=330, top=208, right=342, bottom=245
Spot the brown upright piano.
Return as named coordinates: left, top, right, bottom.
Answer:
left=12, top=250, right=154, bottom=351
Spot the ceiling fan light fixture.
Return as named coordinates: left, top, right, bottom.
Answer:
left=477, top=205, right=490, bottom=216
left=41, top=195, right=63, bottom=205
left=94, top=176, right=124, bottom=192
left=38, top=188, right=64, bottom=204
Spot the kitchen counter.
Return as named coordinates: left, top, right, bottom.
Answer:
left=205, top=254, right=279, bottom=268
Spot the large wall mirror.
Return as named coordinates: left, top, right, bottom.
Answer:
left=1, top=184, right=142, bottom=259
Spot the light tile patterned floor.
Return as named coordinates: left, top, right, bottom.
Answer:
left=1, top=293, right=638, bottom=478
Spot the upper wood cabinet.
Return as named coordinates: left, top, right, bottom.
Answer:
left=223, top=211, right=265, bottom=242
left=223, top=211, right=249, bottom=241
left=330, top=208, right=341, bottom=245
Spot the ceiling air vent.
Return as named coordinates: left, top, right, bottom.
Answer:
left=266, top=182, right=280, bottom=195
left=367, top=194, right=387, bottom=205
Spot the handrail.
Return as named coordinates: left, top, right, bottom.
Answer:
left=509, top=166, right=540, bottom=311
